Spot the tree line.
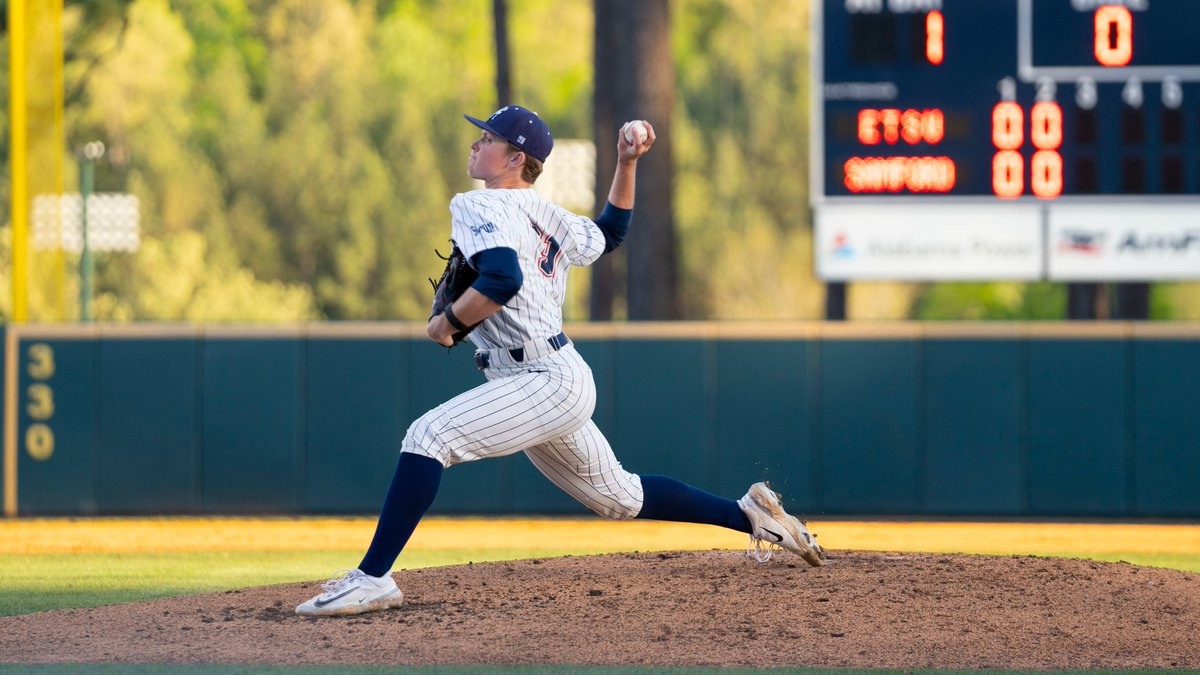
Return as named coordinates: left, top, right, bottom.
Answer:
left=1, top=0, right=1196, bottom=321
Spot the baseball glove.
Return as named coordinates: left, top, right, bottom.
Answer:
left=428, top=242, right=480, bottom=347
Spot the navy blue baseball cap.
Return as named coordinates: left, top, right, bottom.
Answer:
left=464, top=105, right=554, bottom=162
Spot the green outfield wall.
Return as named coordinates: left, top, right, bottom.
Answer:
left=2, top=322, right=1198, bottom=518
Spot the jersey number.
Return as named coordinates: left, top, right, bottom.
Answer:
left=531, top=222, right=562, bottom=278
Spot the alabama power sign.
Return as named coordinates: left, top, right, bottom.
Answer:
left=816, top=201, right=1200, bottom=281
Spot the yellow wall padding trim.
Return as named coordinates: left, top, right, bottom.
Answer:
left=3, top=327, right=18, bottom=516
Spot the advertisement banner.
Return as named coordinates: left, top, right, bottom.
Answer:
left=816, top=203, right=1043, bottom=280
left=1048, top=204, right=1200, bottom=280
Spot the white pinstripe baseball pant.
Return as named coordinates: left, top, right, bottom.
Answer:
left=401, top=344, right=645, bottom=520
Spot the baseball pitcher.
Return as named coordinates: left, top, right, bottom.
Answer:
left=297, top=105, right=825, bottom=616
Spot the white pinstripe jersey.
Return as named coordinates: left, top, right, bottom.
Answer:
left=449, top=188, right=606, bottom=351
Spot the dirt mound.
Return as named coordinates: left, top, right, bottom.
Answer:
left=2, top=550, right=1197, bottom=669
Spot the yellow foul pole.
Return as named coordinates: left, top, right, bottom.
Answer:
left=9, top=0, right=29, bottom=323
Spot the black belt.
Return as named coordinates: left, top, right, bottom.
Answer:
left=474, top=331, right=569, bottom=370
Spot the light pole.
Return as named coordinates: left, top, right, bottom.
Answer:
left=78, top=140, right=105, bottom=322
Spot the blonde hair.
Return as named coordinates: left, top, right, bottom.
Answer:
left=509, top=143, right=544, bottom=183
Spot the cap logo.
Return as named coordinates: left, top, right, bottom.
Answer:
left=517, top=135, right=526, bottom=144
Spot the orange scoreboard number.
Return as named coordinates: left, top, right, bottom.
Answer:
left=925, top=10, right=944, bottom=66
left=992, top=100, right=1063, bottom=200
left=1093, top=5, right=1132, bottom=67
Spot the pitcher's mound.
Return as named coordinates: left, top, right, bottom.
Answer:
left=2, top=550, right=1197, bottom=669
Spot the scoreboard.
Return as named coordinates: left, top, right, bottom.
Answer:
left=813, top=0, right=1200, bottom=281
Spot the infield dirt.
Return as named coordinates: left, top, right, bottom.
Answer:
left=2, top=549, right=1197, bottom=669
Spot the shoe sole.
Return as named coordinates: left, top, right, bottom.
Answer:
left=296, top=589, right=405, bottom=617
left=749, top=484, right=826, bottom=567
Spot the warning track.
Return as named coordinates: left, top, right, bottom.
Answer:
left=4, top=517, right=1199, bottom=555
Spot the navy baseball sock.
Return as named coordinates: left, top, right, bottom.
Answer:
left=358, top=452, right=444, bottom=577
left=636, top=474, right=752, bottom=534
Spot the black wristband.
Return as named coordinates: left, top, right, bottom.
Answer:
left=443, top=304, right=469, bottom=332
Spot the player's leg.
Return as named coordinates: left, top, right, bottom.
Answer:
left=298, top=360, right=595, bottom=616
left=522, top=422, right=745, bottom=529
left=522, top=420, right=644, bottom=519
left=524, top=422, right=825, bottom=566
left=638, top=476, right=824, bottom=566
left=355, top=451, right=443, bottom=577
left=638, top=474, right=751, bottom=531
left=295, top=449, right=439, bottom=616
left=359, top=361, right=595, bottom=568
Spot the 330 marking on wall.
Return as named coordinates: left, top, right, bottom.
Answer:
left=24, top=343, right=55, bottom=461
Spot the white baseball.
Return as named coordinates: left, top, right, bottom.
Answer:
left=623, top=120, right=648, bottom=145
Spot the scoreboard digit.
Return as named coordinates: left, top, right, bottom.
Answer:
left=813, top=0, right=1200, bottom=281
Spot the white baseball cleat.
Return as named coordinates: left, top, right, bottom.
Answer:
left=295, top=569, right=404, bottom=616
left=737, top=482, right=826, bottom=567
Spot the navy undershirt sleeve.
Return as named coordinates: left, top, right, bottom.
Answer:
left=470, top=247, right=523, bottom=305
left=594, top=202, right=633, bottom=253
